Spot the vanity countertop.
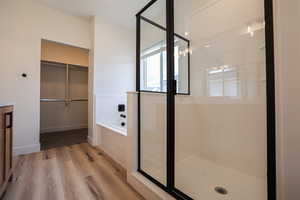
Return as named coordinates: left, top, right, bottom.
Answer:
left=0, top=104, right=14, bottom=108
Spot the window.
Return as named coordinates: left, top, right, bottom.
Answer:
left=207, top=66, right=240, bottom=97
left=140, top=40, right=189, bottom=94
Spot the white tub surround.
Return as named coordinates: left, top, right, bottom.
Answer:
left=95, top=123, right=128, bottom=169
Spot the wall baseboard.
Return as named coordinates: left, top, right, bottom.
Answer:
left=87, top=135, right=94, bottom=146
left=127, top=172, right=170, bottom=200
left=40, top=124, right=88, bottom=134
left=13, top=143, right=41, bottom=156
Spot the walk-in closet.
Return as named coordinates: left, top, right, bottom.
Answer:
left=40, top=40, right=89, bottom=150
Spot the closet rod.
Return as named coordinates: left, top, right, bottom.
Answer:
left=72, top=98, right=88, bottom=102
left=40, top=98, right=88, bottom=102
left=66, top=64, right=70, bottom=105
left=40, top=98, right=66, bottom=102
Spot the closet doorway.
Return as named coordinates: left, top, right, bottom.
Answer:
left=40, top=40, right=89, bottom=150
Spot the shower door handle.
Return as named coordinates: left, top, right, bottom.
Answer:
left=173, top=80, right=177, bottom=95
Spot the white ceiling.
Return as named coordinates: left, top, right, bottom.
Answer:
left=36, top=0, right=150, bottom=28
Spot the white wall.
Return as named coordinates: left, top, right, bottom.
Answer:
left=93, top=16, right=135, bottom=95
left=91, top=16, right=135, bottom=144
left=0, top=0, right=91, bottom=155
left=274, top=1, right=300, bottom=200
left=95, top=94, right=127, bottom=126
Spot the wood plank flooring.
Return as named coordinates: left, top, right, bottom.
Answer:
left=2, top=143, right=144, bottom=200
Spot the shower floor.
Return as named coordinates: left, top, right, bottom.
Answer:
left=143, top=155, right=267, bottom=200
left=175, top=155, right=267, bottom=200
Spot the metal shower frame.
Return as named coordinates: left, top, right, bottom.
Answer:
left=136, top=0, right=277, bottom=199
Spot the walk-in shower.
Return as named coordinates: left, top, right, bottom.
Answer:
left=136, top=0, right=276, bottom=200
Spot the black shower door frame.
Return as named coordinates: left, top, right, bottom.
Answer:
left=136, top=0, right=276, bottom=199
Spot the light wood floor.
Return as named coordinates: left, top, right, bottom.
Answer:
left=3, top=143, right=144, bottom=200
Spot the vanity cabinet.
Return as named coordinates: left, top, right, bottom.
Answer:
left=0, top=105, right=13, bottom=197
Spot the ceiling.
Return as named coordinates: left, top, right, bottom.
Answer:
left=36, top=0, right=150, bottom=28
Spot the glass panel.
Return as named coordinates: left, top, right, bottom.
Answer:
left=140, top=0, right=167, bottom=185
left=140, top=19, right=166, bottom=92
left=140, top=20, right=189, bottom=94
left=174, top=0, right=267, bottom=199
left=140, top=93, right=167, bottom=185
left=141, top=0, right=166, bottom=27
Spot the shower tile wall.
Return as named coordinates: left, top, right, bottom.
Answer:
left=174, top=0, right=267, bottom=199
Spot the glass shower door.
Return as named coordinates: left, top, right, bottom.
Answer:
left=139, top=0, right=167, bottom=185
left=174, top=0, right=268, bottom=199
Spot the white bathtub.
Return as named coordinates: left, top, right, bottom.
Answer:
left=97, top=122, right=127, bottom=136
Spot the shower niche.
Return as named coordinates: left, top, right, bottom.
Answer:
left=136, top=0, right=276, bottom=200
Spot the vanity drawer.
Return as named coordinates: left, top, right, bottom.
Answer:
left=0, top=105, right=13, bottom=197
left=0, top=128, right=4, bottom=186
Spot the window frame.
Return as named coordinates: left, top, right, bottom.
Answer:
left=139, top=16, right=191, bottom=95
left=141, top=41, right=185, bottom=93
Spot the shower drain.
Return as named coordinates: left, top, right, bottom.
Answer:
left=214, top=186, right=228, bottom=195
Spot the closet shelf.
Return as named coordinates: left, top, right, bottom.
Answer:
left=41, top=60, right=88, bottom=69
